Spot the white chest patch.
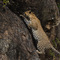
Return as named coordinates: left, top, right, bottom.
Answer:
left=32, top=29, right=40, bottom=41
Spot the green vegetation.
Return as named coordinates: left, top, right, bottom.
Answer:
left=52, top=40, right=57, bottom=48
left=49, top=49, right=55, bottom=57
left=57, top=3, right=60, bottom=11
left=56, top=38, right=60, bottom=44
left=49, top=38, right=60, bottom=57
left=3, top=0, right=9, bottom=7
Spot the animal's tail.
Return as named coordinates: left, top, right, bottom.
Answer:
left=51, top=46, right=60, bottom=55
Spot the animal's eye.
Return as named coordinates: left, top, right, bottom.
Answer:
left=29, top=11, right=31, bottom=14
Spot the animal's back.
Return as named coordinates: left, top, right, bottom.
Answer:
left=29, top=12, right=60, bottom=54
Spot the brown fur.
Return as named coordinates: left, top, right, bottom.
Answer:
left=20, top=11, right=60, bottom=55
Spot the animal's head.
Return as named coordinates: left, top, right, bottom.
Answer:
left=20, top=10, right=39, bottom=30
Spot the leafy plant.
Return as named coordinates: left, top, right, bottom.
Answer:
left=3, top=0, right=9, bottom=7
left=52, top=40, right=57, bottom=48
left=49, top=49, right=55, bottom=57
left=56, top=38, right=60, bottom=44
left=57, top=3, right=60, bottom=11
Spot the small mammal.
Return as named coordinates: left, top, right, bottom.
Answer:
left=20, top=11, right=60, bottom=55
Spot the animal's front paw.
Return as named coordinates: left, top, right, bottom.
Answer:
left=36, top=50, right=45, bottom=54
